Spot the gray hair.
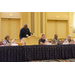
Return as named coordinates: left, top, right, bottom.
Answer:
left=24, top=23, right=27, bottom=26
left=67, top=35, right=71, bottom=38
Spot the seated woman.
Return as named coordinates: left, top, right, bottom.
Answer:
left=2, top=35, right=11, bottom=45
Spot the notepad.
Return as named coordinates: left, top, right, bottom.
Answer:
left=11, top=44, right=18, bottom=46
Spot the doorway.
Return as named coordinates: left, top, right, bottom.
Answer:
left=46, top=20, right=68, bottom=39
left=1, top=18, right=20, bottom=41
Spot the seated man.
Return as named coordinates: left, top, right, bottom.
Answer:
left=63, top=35, right=72, bottom=43
left=51, top=34, right=60, bottom=44
left=39, top=34, right=47, bottom=45
left=2, top=35, right=11, bottom=45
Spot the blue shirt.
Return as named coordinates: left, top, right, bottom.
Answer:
left=19, top=27, right=31, bottom=39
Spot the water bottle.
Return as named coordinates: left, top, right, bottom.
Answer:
left=22, top=39, right=25, bottom=45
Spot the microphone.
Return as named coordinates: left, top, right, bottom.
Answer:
left=30, top=32, right=33, bottom=35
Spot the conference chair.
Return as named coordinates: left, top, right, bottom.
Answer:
left=0, top=42, right=2, bottom=45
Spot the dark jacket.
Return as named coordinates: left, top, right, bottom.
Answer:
left=19, top=27, right=30, bottom=39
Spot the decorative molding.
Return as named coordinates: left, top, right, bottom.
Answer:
left=47, top=18, right=69, bottom=20
left=40, top=12, right=43, bottom=33
left=1, top=12, right=21, bottom=18
left=23, top=35, right=40, bottom=45
left=47, top=14, right=69, bottom=20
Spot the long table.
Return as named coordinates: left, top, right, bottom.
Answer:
left=0, top=45, right=75, bottom=62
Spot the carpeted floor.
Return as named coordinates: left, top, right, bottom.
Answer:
left=29, top=59, right=75, bottom=62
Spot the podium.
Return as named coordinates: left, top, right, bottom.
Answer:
left=23, top=35, right=40, bottom=45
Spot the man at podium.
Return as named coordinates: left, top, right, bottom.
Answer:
left=19, top=23, right=31, bottom=40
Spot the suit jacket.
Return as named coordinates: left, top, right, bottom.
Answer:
left=51, top=38, right=60, bottom=44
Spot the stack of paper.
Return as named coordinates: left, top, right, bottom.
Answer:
left=63, top=43, right=69, bottom=44
left=11, top=44, right=18, bottom=46
left=45, top=42, right=52, bottom=45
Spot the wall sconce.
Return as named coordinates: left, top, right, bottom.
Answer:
left=9, top=14, right=13, bottom=16
left=57, top=16, right=59, bottom=18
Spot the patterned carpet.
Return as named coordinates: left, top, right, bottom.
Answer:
left=30, top=59, right=75, bottom=62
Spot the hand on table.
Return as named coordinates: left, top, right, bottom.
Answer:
left=69, top=42, right=74, bottom=44
left=6, top=43, right=11, bottom=46
left=57, top=42, right=60, bottom=44
left=45, top=41, right=47, bottom=43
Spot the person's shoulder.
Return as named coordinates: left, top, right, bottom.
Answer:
left=57, top=38, right=60, bottom=40
left=3, top=39, right=6, bottom=42
left=64, top=39, right=66, bottom=41
left=20, top=27, right=24, bottom=31
left=39, top=38, right=42, bottom=41
left=21, top=27, right=23, bottom=30
left=39, top=38, right=41, bottom=40
left=52, top=38, right=55, bottom=40
left=3, top=39, right=5, bottom=41
left=27, top=28, right=29, bottom=30
left=44, top=39, right=46, bottom=41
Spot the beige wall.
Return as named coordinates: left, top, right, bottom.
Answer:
left=46, top=12, right=69, bottom=15
left=21, top=12, right=29, bottom=27
left=69, top=13, right=74, bottom=36
left=0, top=12, right=74, bottom=44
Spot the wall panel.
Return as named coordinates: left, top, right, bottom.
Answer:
left=57, top=20, right=67, bottom=38
left=1, top=18, right=9, bottom=40
left=46, top=20, right=56, bottom=39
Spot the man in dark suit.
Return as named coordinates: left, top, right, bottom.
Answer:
left=19, top=23, right=31, bottom=40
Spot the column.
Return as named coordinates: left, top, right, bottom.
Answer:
left=0, top=12, right=1, bottom=41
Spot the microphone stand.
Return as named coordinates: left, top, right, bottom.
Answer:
left=30, top=32, right=33, bottom=35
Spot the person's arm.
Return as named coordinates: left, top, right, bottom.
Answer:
left=40, top=42, right=46, bottom=45
left=57, top=39, right=60, bottom=44
left=2, top=41, right=6, bottom=45
left=63, top=39, right=66, bottom=43
left=51, top=39, right=54, bottom=44
left=19, top=29, right=22, bottom=40
left=39, top=39, right=46, bottom=45
left=2, top=40, right=6, bottom=45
